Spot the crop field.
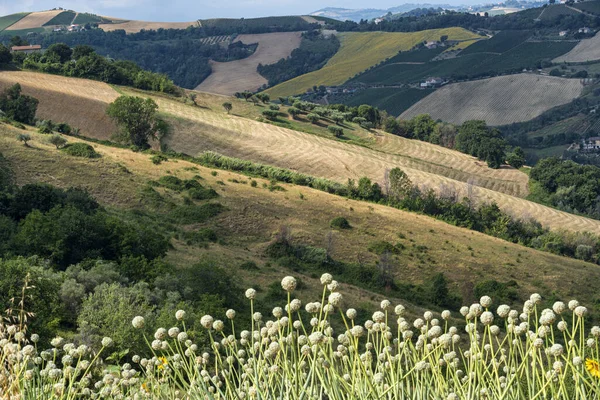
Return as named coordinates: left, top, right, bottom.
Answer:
left=538, top=4, right=581, bottom=19
left=0, top=71, right=118, bottom=138
left=265, top=28, right=482, bottom=98
left=199, top=16, right=314, bottom=30
left=0, top=12, right=29, bottom=31
left=461, top=30, right=531, bottom=55
left=444, top=38, right=481, bottom=52
left=42, top=10, right=76, bottom=26
left=554, top=31, right=600, bottom=62
left=72, top=13, right=109, bottom=25
left=344, top=87, right=433, bottom=116
left=98, top=20, right=197, bottom=33
left=198, top=35, right=230, bottom=45
left=386, top=47, right=445, bottom=63
left=574, top=0, right=600, bottom=14
left=401, top=74, right=583, bottom=126
left=5, top=10, right=63, bottom=30
left=196, top=32, right=302, bottom=95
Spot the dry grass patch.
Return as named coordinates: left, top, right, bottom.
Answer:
left=6, top=10, right=63, bottom=30
left=554, top=31, right=600, bottom=62
left=99, top=20, right=197, bottom=34
left=0, top=71, right=118, bottom=139
left=401, top=74, right=583, bottom=126
left=195, top=32, right=303, bottom=95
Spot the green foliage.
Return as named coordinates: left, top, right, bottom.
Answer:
left=306, top=113, right=320, bottom=124
left=455, top=120, right=506, bottom=168
left=262, top=110, right=280, bottom=120
left=222, top=102, right=232, bottom=113
left=48, top=134, right=67, bottom=149
left=0, top=13, right=29, bottom=31
left=388, top=167, right=412, bottom=202
left=43, top=11, right=77, bottom=26
left=151, top=154, right=168, bottom=165
left=0, top=44, right=12, bottom=65
left=171, top=203, right=225, bottom=224
left=0, top=83, right=38, bottom=125
left=17, top=133, right=31, bottom=146
left=328, top=125, right=344, bottom=137
left=46, top=43, right=73, bottom=63
left=506, top=147, right=525, bottom=169
left=474, top=280, right=519, bottom=305
left=61, top=143, right=100, bottom=158
left=106, top=96, right=167, bottom=149
left=330, top=216, right=351, bottom=229
left=368, top=240, right=402, bottom=255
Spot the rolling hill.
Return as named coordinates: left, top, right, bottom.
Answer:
left=554, top=31, right=600, bottom=63
left=264, top=28, right=482, bottom=98
left=7, top=71, right=600, bottom=236
left=400, top=74, right=584, bottom=126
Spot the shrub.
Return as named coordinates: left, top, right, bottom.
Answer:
left=328, top=125, right=344, bottom=138
left=330, top=216, right=351, bottom=229
left=61, top=143, right=100, bottom=158
left=171, top=203, right=225, bottom=224
left=48, top=134, right=67, bottom=149
left=151, top=154, right=168, bottom=164
left=262, top=110, right=280, bottom=120
left=17, top=133, right=31, bottom=146
left=368, top=240, right=402, bottom=255
left=306, top=113, right=320, bottom=124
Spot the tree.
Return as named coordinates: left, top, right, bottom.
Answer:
left=0, top=44, right=11, bottom=65
left=72, top=45, right=95, bottom=60
left=306, top=113, right=320, bottom=124
left=358, top=104, right=379, bottom=124
left=49, top=134, right=67, bottom=149
left=17, top=133, right=31, bottom=146
left=46, top=43, right=73, bottom=63
left=10, top=36, right=28, bottom=47
left=411, top=114, right=436, bottom=141
left=0, top=83, right=39, bottom=125
left=328, top=125, right=344, bottom=137
left=388, top=167, right=412, bottom=201
left=189, top=93, right=197, bottom=106
left=287, top=107, right=300, bottom=119
left=222, top=102, right=232, bottom=114
left=106, top=96, right=167, bottom=149
left=506, top=147, right=526, bottom=169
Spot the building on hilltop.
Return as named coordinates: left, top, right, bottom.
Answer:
left=10, top=45, right=42, bottom=54
left=581, top=137, right=600, bottom=152
left=420, top=77, right=444, bottom=88
left=579, top=27, right=592, bottom=34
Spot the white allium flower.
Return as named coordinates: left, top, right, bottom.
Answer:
left=253, top=313, right=262, bottom=322
left=30, top=334, right=39, bottom=343
left=272, top=307, right=283, bottom=318
left=309, top=332, right=324, bottom=345
left=530, top=293, right=542, bottom=304
left=587, top=338, right=596, bottom=348
left=424, top=311, right=433, bottom=321
left=351, top=326, right=364, bottom=337
left=346, top=308, right=357, bottom=319
left=320, top=273, right=333, bottom=285
left=155, top=328, right=167, bottom=340
left=245, top=288, right=257, bottom=300
left=200, top=315, right=214, bottom=329
left=480, top=296, right=492, bottom=308
left=168, top=327, right=180, bottom=338
left=328, top=292, right=343, bottom=307
left=591, top=326, right=600, bottom=337
left=460, top=306, right=469, bottom=316
left=550, top=344, right=563, bottom=357
left=132, top=316, right=145, bottom=329
left=177, top=332, right=188, bottom=342
left=380, top=300, right=391, bottom=310
left=568, top=300, right=579, bottom=310
left=469, top=304, right=483, bottom=317
left=497, top=305, right=510, bottom=318
left=213, top=320, right=225, bottom=332
left=327, top=280, right=339, bottom=292
left=552, top=302, right=566, bottom=315
left=373, top=311, right=385, bottom=323
left=557, top=321, right=567, bottom=332
left=281, top=276, right=297, bottom=292
left=226, top=309, right=236, bottom=319
left=289, top=299, right=302, bottom=312
left=441, top=310, right=451, bottom=320
left=575, top=306, right=588, bottom=318
left=573, top=356, right=583, bottom=366
left=395, top=304, right=405, bottom=316
left=101, top=337, right=113, bottom=348
left=176, top=310, right=186, bottom=321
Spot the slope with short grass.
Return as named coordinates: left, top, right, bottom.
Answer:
left=401, top=74, right=583, bottom=126
left=196, top=32, right=303, bottom=95
left=5, top=10, right=64, bottom=30
left=554, top=31, right=600, bottom=63
left=264, top=28, right=482, bottom=98
left=0, top=12, right=30, bottom=31
left=3, top=122, right=600, bottom=308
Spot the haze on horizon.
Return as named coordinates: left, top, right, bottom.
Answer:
left=0, top=0, right=485, bottom=21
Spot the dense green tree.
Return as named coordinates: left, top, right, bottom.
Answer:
left=411, top=114, right=437, bottom=141
left=222, top=102, right=232, bottom=114
left=0, top=44, right=11, bottom=65
left=106, top=96, right=167, bottom=148
left=46, top=43, right=73, bottom=63
left=72, top=45, right=95, bottom=60
left=388, top=167, right=412, bottom=201
left=506, top=147, right=526, bottom=169
left=0, top=83, right=39, bottom=125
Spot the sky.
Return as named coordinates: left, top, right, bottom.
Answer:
left=0, top=0, right=480, bottom=21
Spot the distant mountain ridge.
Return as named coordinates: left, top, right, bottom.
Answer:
left=309, top=5, right=457, bottom=22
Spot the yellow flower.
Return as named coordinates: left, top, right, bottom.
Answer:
left=586, top=359, right=600, bottom=378
left=158, top=356, right=168, bottom=370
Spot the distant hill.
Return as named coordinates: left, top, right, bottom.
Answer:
left=310, top=4, right=458, bottom=22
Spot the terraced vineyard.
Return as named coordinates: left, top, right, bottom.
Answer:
left=42, top=11, right=76, bottom=26
left=401, top=74, right=583, bottom=126
left=342, top=87, right=433, bottom=117
left=264, top=28, right=482, bottom=98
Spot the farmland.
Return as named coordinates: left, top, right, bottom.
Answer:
left=554, top=31, right=600, bottom=62
left=98, top=20, right=198, bottom=33
left=573, top=1, right=600, bottom=15
left=460, top=30, right=531, bottom=55
left=264, top=28, right=482, bottom=98
left=198, top=35, right=230, bottom=46
left=5, top=10, right=63, bottom=30
left=0, top=12, right=29, bottom=31
left=342, top=87, right=434, bottom=117
left=72, top=13, right=111, bottom=25
left=198, top=16, right=315, bottom=31
left=42, top=11, right=76, bottom=26
left=401, top=74, right=583, bottom=126
left=196, top=32, right=302, bottom=95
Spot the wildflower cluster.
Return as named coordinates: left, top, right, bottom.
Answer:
left=3, top=274, right=600, bottom=399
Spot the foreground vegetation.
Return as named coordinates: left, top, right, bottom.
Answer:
left=3, top=272, right=600, bottom=399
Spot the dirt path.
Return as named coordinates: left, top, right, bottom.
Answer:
left=195, top=32, right=302, bottom=95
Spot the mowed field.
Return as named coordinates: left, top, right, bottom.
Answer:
left=554, top=31, right=600, bottom=62
left=6, top=71, right=600, bottom=234
left=0, top=71, right=118, bottom=138
left=265, top=28, right=482, bottom=98
left=3, top=123, right=600, bottom=306
left=401, top=74, right=583, bottom=126
left=99, top=20, right=198, bottom=34
left=196, top=32, right=303, bottom=95
left=5, top=10, right=63, bottom=30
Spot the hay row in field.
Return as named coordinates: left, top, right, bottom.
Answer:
left=265, top=28, right=482, bottom=98
left=196, top=32, right=303, bottom=95
left=400, top=74, right=583, bottom=126
left=554, top=31, right=600, bottom=62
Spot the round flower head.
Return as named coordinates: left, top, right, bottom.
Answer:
left=496, top=305, right=510, bottom=318
left=552, top=301, right=566, bottom=315
left=327, top=280, right=339, bottom=292
left=575, top=306, right=588, bottom=318
left=480, top=296, right=492, bottom=308
left=245, top=288, right=257, bottom=300
left=441, top=310, right=451, bottom=320
left=550, top=344, right=563, bottom=357
left=30, top=334, right=39, bottom=343
left=200, top=315, right=214, bottom=329
left=530, top=293, right=542, bottom=304
left=568, top=300, right=579, bottom=310
left=176, top=310, right=186, bottom=321
left=380, top=300, right=391, bottom=311
left=281, top=276, right=297, bottom=292
left=460, top=306, right=469, bottom=316
left=395, top=304, right=405, bottom=316
left=226, top=309, right=236, bottom=320
left=101, top=337, right=113, bottom=348
left=346, top=308, right=357, bottom=319
left=320, top=273, right=333, bottom=285
left=373, top=311, right=385, bottom=323
left=328, top=292, right=343, bottom=307
left=132, top=316, right=145, bottom=329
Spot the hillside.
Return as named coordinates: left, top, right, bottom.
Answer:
left=554, top=31, right=600, bottom=62
left=400, top=74, right=584, bottom=126
left=2, top=122, right=600, bottom=308
left=264, top=28, right=482, bottom=98
left=195, top=32, right=303, bottom=95
left=9, top=71, right=600, bottom=235
left=98, top=20, right=198, bottom=33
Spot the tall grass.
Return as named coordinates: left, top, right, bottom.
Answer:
left=3, top=273, right=600, bottom=399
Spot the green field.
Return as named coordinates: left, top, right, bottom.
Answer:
left=385, top=47, right=445, bottom=63
left=344, top=87, right=434, bottom=116
left=574, top=0, right=600, bottom=14
left=0, top=27, right=46, bottom=36
left=461, top=30, right=531, bottom=54
left=73, top=13, right=110, bottom=25
left=43, top=11, right=76, bottom=26
left=0, top=12, right=29, bottom=31
left=199, top=16, right=313, bottom=30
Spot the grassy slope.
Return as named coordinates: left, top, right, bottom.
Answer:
left=0, top=13, right=30, bottom=31
left=10, top=71, right=600, bottom=235
left=264, top=28, right=482, bottom=98
left=3, top=123, right=600, bottom=309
